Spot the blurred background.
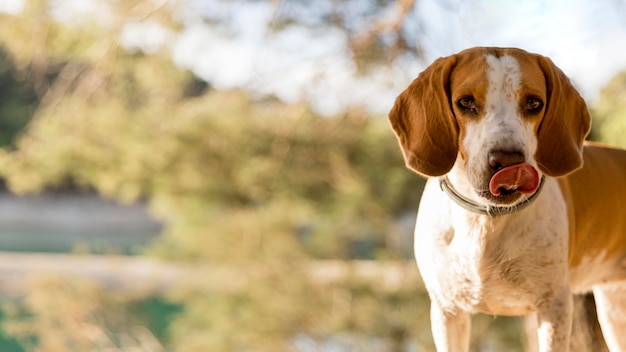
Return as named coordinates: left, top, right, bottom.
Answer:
left=0, top=0, right=624, bottom=351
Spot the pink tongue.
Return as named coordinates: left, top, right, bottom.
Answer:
left=489, top=163, right=540, bottom=196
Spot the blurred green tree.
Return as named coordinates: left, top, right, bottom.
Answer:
left=0, top=0, right=527, bottom=351
left=0, top=48, right=37, bottom=147
left=591, top=71, right=626, bottom=148
left=3, top=275, right=165, bottom=352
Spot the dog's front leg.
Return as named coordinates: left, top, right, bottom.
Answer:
left=593, top=284, right=626, bottom=351
left=430, top=302, right=470, bottom=352
left=536, top=285, right=573, bottom=352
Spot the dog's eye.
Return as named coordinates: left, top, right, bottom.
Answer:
left=525, top=97, right=543, bottom=113
left=457, top=96, right=477, bottom=114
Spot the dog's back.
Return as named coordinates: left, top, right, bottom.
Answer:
left=560, top=141, right=626, bottom=288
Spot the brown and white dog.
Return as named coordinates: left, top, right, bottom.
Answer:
left=389, top=47, right=626, bottom=351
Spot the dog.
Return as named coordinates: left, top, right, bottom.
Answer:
left=388, top=47, right=626, bottom=351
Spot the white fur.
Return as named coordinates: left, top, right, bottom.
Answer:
left=593, top=285, right=626, bottom=351
left=415, top=54, right=573, bottom=351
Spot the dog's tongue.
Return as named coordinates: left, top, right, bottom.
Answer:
left=489, top=163, right=540, bottom=196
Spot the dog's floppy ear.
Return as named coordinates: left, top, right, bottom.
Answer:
left=535, top=56, right=591, bottom=176
left=388, top=55, right=459, bottom=177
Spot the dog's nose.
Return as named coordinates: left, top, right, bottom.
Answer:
left=489, top=150, right=524, bottom=171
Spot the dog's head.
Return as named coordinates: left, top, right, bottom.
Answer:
left=389, top=47, right=590, bottom=205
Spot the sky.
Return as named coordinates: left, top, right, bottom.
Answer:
left=5, top=0, right=626, bottom=116
left=415, top=0, right=626, bottom=101
left=171, top=0, right=626, bottom=116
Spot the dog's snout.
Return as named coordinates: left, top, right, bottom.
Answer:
left=489, top=150, right=524, bottom=171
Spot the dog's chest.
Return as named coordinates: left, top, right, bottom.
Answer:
left=440, top=227, right=557, bottom=315
left=447, top=239, right=550, bottom=315
left=419, top=212, right=567, bottom=315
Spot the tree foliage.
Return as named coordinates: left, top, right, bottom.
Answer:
left=0, top=1, right=434, bottom=350
left=0, top=48, right=37, bottom=146
left=591, top=71, right=626, bottom=148
left=3, top=275, right=165, bottom=352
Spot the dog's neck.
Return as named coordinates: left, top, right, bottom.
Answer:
left=439, top=175, right=546, bottom=218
